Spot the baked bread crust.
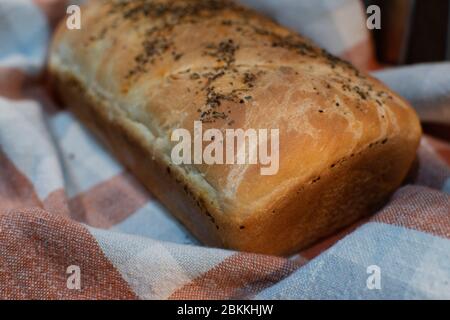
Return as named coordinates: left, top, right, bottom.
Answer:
left=49, top=0, right=422, bottom=255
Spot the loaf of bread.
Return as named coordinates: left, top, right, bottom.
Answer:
left=49, top=0, right=421, bottom=255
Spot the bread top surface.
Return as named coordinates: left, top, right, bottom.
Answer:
left=50, top=0, right=421, bottom=218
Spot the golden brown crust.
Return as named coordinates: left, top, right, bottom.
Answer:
left=49, top=0, right=422, bottom=255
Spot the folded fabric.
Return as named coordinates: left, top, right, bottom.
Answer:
left=374, top=63, right=450, bottom=125
left=0, top=0, right=449, bottom=300
left=0, top=0, right=49, bottom=72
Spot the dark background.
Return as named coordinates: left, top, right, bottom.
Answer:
left=364, top=0, right=450, bottom=65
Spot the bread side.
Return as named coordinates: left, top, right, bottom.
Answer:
left=49, top=0, right=422, bottom=255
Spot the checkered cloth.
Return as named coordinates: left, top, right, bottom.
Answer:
left=0, top=0, right=449, bottom=300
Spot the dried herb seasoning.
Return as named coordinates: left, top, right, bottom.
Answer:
left=96, top=0, right=390, bottom=120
